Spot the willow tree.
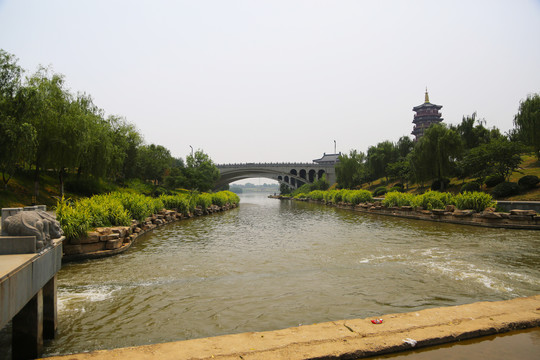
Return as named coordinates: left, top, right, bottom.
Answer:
left=514, top=93, right=540, bottom=159
left=411, top=124, right=462, bottom=190
left=0, top=49, right=37, bottom=189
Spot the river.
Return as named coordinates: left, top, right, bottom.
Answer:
left=32, top=193, right=540, bottom=356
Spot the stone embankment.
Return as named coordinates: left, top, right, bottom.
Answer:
left=271, top=196, right=540, bottom=230
left=42, top=295, right=540, bottom=360
left=62, top=203, right=237, bottom=262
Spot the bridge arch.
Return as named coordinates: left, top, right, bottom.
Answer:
left=215, top=163, right=336, bottom=190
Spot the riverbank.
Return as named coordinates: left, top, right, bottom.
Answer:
left=62, top=203, right=238, bottom=262
left=42, top=295, right=540, bottom=360
left=271, top=196, right=540, bottom=230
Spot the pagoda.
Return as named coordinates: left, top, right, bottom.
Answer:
left=411, top=89, right=443, bottom=140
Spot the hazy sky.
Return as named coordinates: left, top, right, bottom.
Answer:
left=1, top=0, right=539, bottom=166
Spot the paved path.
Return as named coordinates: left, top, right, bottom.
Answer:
left=43, top=295, right=540, bottom=360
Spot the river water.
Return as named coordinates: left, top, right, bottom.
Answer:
left=39, top=193, right=539, bottom=356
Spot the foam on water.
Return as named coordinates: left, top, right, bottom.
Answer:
left=58, top=285, right=120, bottom=312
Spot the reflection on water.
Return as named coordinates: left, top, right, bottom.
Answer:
left=369, top=328, right=540, bottom=360
left=36, top=194, right=540, bottom=356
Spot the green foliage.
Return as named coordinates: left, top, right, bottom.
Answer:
left=460, top=182, right=481, bottom=193
left=518, top=175, right=539, bottom=189
left=455, top=192, right=495, bottom=212
left=109, top=191, right=155, bottom=222
left=410, top=124, right=462, bottom=188
left=308, top=190, right=325, bottom=201
left=55, top=197, right=90, bottom=241
left=416, top=190, right=454, bottom=210
left=459, top=138, right=523, bottom=181
left=196, top=192, right=213, bottom=209
left=382, top=190, right=493, bottom=212
left=336, top=150, right=367, bottom=188
left=185, top=150, right=220, bottom=192
left=513, top=93, right=540, bottom=159
left=342, top=189, right=373, bottom=204
left=292, top=183, right=314, bottom=197
left=491, top=182, right=520, bottom=198
left=159, top=194, right=190, bottom=214
left=76, top=195, right=132, bottom=228
left=389, top=186, right=404, bottom=193
left=382, top=191, right=417, bottom=207
left=293, top=193, right=307, bottom=199
left=373, top=186, right=387, bottom=196
left=55, top=190, right=239, bottom=239
left=222, top=190, right=240, bottom=205
left=485, top=174, right=505, bottom=188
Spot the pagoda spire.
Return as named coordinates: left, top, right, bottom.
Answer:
left=425, top=87, right=430, bottom=103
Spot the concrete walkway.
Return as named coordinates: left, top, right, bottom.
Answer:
left=43, top=295, right=540, bottom=360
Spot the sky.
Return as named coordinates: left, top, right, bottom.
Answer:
left=1, top=0, right=539, bottom=170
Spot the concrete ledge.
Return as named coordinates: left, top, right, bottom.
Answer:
left=43, top=295, right=540, bottom=360
left=0, top=235, right=37, bottom=254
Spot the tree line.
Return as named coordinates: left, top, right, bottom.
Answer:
left=0, top=49, right=219, bottom=196
left=336, top=94, right=540, bottom=191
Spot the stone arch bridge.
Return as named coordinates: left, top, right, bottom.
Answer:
left=215, top=162, right=336, bottom=190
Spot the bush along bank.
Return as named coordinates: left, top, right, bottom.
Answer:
left=271, top=190, right=540, bottom=230
left=57, top=191, right=240, bottom=261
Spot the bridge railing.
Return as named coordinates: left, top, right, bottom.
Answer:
left=217, top=162, right=335, bottom=168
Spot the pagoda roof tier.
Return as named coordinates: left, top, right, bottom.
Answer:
left=413, top=102, right=443, bottom=111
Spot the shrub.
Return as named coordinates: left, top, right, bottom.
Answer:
left=343, top=190, right=373, bottom=205
left=373, top=186, right=387, bottom=196
left=77, top=195, right=132, bottom=228
left=333, top=190, right=345, bottom=203
left=389, top=186, right=404, bottom=193
left=382, top=192, right=416, bottom=208
left=293, top=193, right=307, bottom=199
left=417, top=190, right=454, bottom=210
left=55, top=197, right=90, bottom=241
left=323, top=190, right=339, bottom=203
left=455, top=192, right=496, bottom=212
left=110, top=192, right=154, bottom=222
left=393, top=183, right=405, bottom=189
left=196, top=193, right=213, bottom=209
left=430, top=178, right=450, bottom=191
left=223, top=190, right=240, bottom=205
left=485, top=174, right=505, bottom=188
left=460, top=182, right=481, bottom=193
left=308, top=190, right=325, bottom=201
left=159, top=194, right=191, bottom=214
left=491, top=182, right=520, bottom=198
left=518, top=175, right=540, bottom=189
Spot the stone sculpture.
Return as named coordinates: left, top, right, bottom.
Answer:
left=3, top=210, right=63, bottom=250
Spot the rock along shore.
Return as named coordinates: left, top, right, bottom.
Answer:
left=62, top=203, right=238, bottom=262
left=42, top=295, right=540, bottom=360
left=271, top=196, right=540, bottom=230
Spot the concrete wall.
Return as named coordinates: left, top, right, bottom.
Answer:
left=496, top=201, right=540, bottom=213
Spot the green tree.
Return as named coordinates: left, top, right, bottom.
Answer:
left=0, top=49, right=37, bottom=189
left=513, top=93, right=540, bottom=159
left=410, top=124, right=462, bottom=190
left=184, top=150, right=220, bottom=191
left=24, top=67, right=72, bottom=197
left=336, top=150, right=366, bottom=189
left=367, top=141, right=399, bottom=182
left=460, top=138, right=523, bottom=181
left=136, top=144, right=173, bottom=183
